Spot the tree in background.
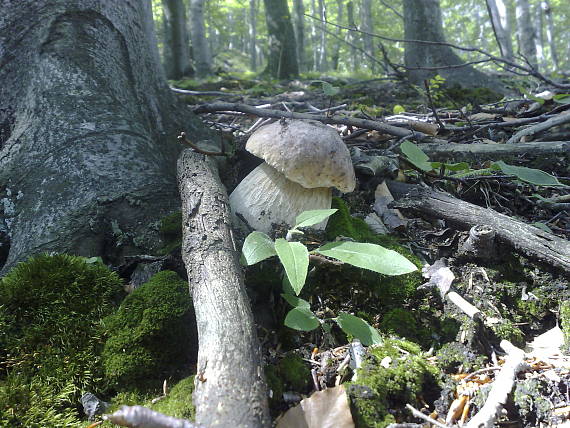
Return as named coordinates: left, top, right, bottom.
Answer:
left=162, top=0, right=192, bottom=79
left=263, top=0, right=299, bottom=78
left=486, top=0, right=514, bottom=62
left=515, top=0, right=538, bottom=69
left=190, top=0, right=212, bottom=76
left=293, top=0, right=306, bottom=71
left=403, top=0, right=501, bottom=89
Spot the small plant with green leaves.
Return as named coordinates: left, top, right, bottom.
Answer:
left=241, top=209, right=417, bottom=346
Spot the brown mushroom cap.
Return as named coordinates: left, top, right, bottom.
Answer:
left=246, top=119, right=356, bottom=193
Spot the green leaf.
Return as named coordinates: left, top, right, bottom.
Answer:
left=494, top=161, right=566, bottom=187
left=335, top=312, right=382, bottom=346
left=242, top=231, right=277, bottom=265
left=322, top=81, right=340, bottom=96
left=431, top=161, right=470, bottom=172
left=553, top=94, right=570, bottom=104
left=400, top=140, right=433, bottom=172
left=284, top=307, right=320, bottom=331
left=531, top=222, right=552, bottom=233
left=281, top=293, right=311, bottom=309
left=294, top=209, right=338, bottom=229
left=393, top=104, right=405, bottom=114
left=275, top=238, right=309, bottom=295
left=282, top=275, right=295, bottom=295
left=84, top=256, right=103, bottom=265
left=316, top=241, right=417, bottom=275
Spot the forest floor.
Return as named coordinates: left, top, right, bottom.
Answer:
left=173, top=74, right=570, bottom=428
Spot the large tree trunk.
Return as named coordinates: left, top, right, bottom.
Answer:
left=178, top=150, right=270, bottom=428
left=189, top=0, right=212, bottom=77
left=346, top=1, right=359, bottom=72
left=0, top=0, right=209, bottom=275
left=515, top=0, right=538, bottom=69
left=317, top=0, right=328, bottom=72
left=331, top=0, right=344, bottom=70
left=263, top=0, right=299, bottom=78
left=485, top=0, right=514, bottom=62
left=162, top=0, right=192, bottom=79
left=403, top=0, right=501, bottom=90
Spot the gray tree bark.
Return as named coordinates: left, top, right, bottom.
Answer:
left=189, top=0, right=212, bottom=77
left=162, top=0, right=192, bottom=79
left=403, top=0, right=502, bottom=90
left=263, top=0, right=299, bottom=78
left=485, top=0, right=514, bottom=62
left=178, top=149, right=270, bottom=428
left=541, top=1, right=558, bottom=70
left=249, top=0, right=258, bottom=71
left=331, top=0, right=344, bottom=70
left=317, top=0, right=328, bottom=71
left=534, top=3, right=545, bottom=69
left=346, top=1, right=359, bottom=72
left=515, top=0, right=538, bottom=68
left=0, top=0, right=208, bottom=275
left=360, top=0, right=374, bottom=73
left=293, top=0, right=306, bottom=71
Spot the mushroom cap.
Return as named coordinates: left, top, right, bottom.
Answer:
left=229, top=163, right=332, bottom=233
left=246, top=119, right=356, bottom=192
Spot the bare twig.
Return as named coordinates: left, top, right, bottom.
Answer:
left=405, top=404, right=448, bottom=428
left=178, top=132, right=228, bottom=156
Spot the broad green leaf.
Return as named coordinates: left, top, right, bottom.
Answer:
left=553, top=94, right=570, bottom=104
left=431, top=161, right=470, bottom=172
left=84, top=256, right=103, bottom=265
left=393, top=104, right=405, bottom=114
left=294, top=209, right=338, bottom=229
left=281, top=293, right=311, bottom=309
left=531, top=222, right=552, bottom=233
left=285, top=307, right=320, bottom=331
left=242, top=231, right=276, bottom=265
left=316, top=241, right=417, bottom=276
left=275, top=238, right=309, bottom=295
left=322, top=81, right=340, bottom=96
left=494, top=161, right=566, bottom=187
left=282, top=275, right=295, bottom=295
left=335, top=312, right=382, bottom=346
left=400, top=140, right=433, bottom=172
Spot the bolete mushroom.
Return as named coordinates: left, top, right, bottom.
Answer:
left=229, top=119, right=355, bottom=233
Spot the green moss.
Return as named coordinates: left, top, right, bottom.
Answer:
left=512, top=378, right=552, bottom=426
left=490, top=319, right=525, bottom=348
left=101, top=271, right=196, bottom=390
left=561, top=301, right=570, bottom=354
left=0, top=253, right=123, bottom=426
left=349, top=337, right=440, bottom=428
left=157, top=211, right=182, bottom=255
left=278, top=353, right=310, bottom=391
left=442, top=85, right=503, bottom=107
left=435, top=342, right=486, bottom=373
left=151, top=376, right=196, bottom=420
left=379, top=308, right=430, bottom=344
left=265, top=365, right=284, bottom=410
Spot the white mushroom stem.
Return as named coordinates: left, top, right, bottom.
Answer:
left=229, top=163, right=332, bottom=233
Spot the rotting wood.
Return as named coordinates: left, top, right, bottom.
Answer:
left=178, top=148, right=270, bottom=428
left=389, top=183, right=570, bottom=274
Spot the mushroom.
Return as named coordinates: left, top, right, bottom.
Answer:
left=229, top=119, right=356, bottom=233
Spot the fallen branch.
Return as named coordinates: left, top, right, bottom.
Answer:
left=506, top=112, right=570, bottom=144
left=194, top=102, right=445, bottom=142
left=465, top=341, right=527, bottom=428
left=104, top=405, right=203, bottom=428
left=389, top=183, right=570, bottom=274
left=178, top=148, right=270, bottom=427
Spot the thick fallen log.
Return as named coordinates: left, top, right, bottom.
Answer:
left=178, top=148, right=270, bottom=428
left=389, top=183, right=570, bottom=274
left=419, top=141, right=570, bottom=162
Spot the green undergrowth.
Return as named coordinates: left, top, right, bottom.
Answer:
left=157, top=211, right=182, bottom=255
left=0, top=254, right=123, bottom=426
left=349, top=337, right=441, bottom=428
left=101, top=270, right=196, bottom=391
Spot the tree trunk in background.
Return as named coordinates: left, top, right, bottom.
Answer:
left=190, top=0, right=211, bottom=76
left=293, top=0, right=306, bottom=71
left=403, top=0, right=502, bottom=90
left=263, top=0, right=299, bottom=78
left=515, top=0, right=537, bottom=69
left=534, top=3, right=545, bottom=69
left=317, top=0, right=328, bottom=71
left=485, top=0, right=514, bottom=61
left=541, top=1, right=558, bottom=70
left=331, top=0, right=344, bottom=70
left=360, top=0, right=374, bottom=73
left=310, top=0, right=319, bottom=70
left=346, top=1, right=358, bottom=72
left=249, top=0, right=258, bottom=71
left=162, top=0, right=192, bottom=79
left=0, top=0, right=209, bottom=275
